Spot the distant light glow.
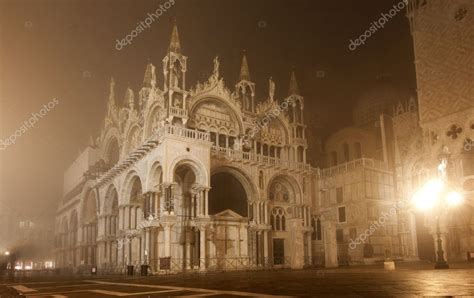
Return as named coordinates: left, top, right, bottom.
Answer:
left=446, top=191, right=463, bottom=206
left=4, top=251, right=10, bottom=256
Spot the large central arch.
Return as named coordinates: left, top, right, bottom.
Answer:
left=209, top=167, right=257, bottom=217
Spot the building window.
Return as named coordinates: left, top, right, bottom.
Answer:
left=343, top=143, right=350, bottom=162
left=336, top=187, right=343, bottom=203
left=338, top=206, right=346, bottom=223
left=336, top=229, right=344, bottom=243
left=271, top=207, right=286, bottom=231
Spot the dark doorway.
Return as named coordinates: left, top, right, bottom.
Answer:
left=209, top=172, right=248, bottom=216
left=273, top=239, right=285, bottom=265
left=415, top=213, right=435, bottom=261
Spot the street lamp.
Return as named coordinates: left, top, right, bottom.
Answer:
left=411, top=178, right=463, bottom=269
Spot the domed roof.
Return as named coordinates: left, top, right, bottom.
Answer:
left=353, top=75, right=411, bottom=127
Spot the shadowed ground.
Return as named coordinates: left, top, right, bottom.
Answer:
left=1, top=261, right=474, bottom=297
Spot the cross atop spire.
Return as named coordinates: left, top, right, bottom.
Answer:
left=239, top=52, right=250, bottom=81
left=169, top=21, right=181, bottom=53
left=288, top=70, right=300, bottom=96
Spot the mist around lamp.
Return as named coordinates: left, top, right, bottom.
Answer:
left=411, top=179, right=464, bottom=269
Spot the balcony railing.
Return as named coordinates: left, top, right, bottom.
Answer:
left=96, top=125, right=210, bottom=187
left=320, top=158, right=389, bottom=178
left=169, top=107, right=188, bottom=118
left=156, top=124, right=210, bottom=142
left=211, top=145, right=310, bottom=171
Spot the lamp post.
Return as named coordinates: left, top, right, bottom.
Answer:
left=434, top=215, right=449, bottom=269
left=411, top=155, right=463, bottom=269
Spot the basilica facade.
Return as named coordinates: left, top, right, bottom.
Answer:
left=55, top=24, right=315, bottom=273
left=55, top=0, right=473, bottom=274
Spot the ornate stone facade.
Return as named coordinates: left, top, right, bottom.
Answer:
left=55, top=24, right=313, bottom=273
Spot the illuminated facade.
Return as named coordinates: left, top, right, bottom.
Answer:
left=55, top=24, right=315, bottom=273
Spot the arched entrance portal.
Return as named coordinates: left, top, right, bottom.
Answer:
left=209, top=172, right=248, bottom=217
left=209, top=170, right=251, bottom=267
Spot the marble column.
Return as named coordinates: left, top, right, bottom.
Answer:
left=185, top=229, right=192, bottom=269
left=164, top=224, right=172, bottom=257
left=324, top=221, right=338, bottom=268
left=199, top=226, right=207, bottom=270
left=204, top=189, right=209, bottom=217
left=306, top=232, right=313, bottom=265
left=263, top=230, right=269, bottom=261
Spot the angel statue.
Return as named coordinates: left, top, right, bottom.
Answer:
left=269, top=76, right=275, bottom=101
left=213, top=56, right=220, bottom=78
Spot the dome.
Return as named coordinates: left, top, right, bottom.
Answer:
left=353, top=75, right=411, bottom=127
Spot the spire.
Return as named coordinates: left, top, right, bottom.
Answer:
left=288, top=70, right=300, bottom=96
left=239, top=53, right=250, bottom=81
left=143, top=63, right=156, bottom=88
left=169, top=21, right=181, bottom=53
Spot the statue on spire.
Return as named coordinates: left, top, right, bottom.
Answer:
left=269, top=76, right=275, bottom=101
left=108, top=77, right=116, bottom=106
left=213, top=56, right=220, bottom=79
left=125, top=87, right=135, bottom=110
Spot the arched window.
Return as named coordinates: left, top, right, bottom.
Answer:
left=343, top=143, right=350, bottom=162
left=354, top=142, right=362, bottom=159
left=271, top=207, right=286, bottom=231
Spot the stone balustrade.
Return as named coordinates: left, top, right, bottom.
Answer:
left=320, top=157, right=389, bottom=178
left=211, top=145, right=311, bottom=171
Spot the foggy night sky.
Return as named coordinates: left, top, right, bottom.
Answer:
left=0, top=0, right=416, bottom=225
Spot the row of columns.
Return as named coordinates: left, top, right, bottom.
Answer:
left=190, top=186, right=210, bottom=217
left=118, top=204, right=142, bottom=230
